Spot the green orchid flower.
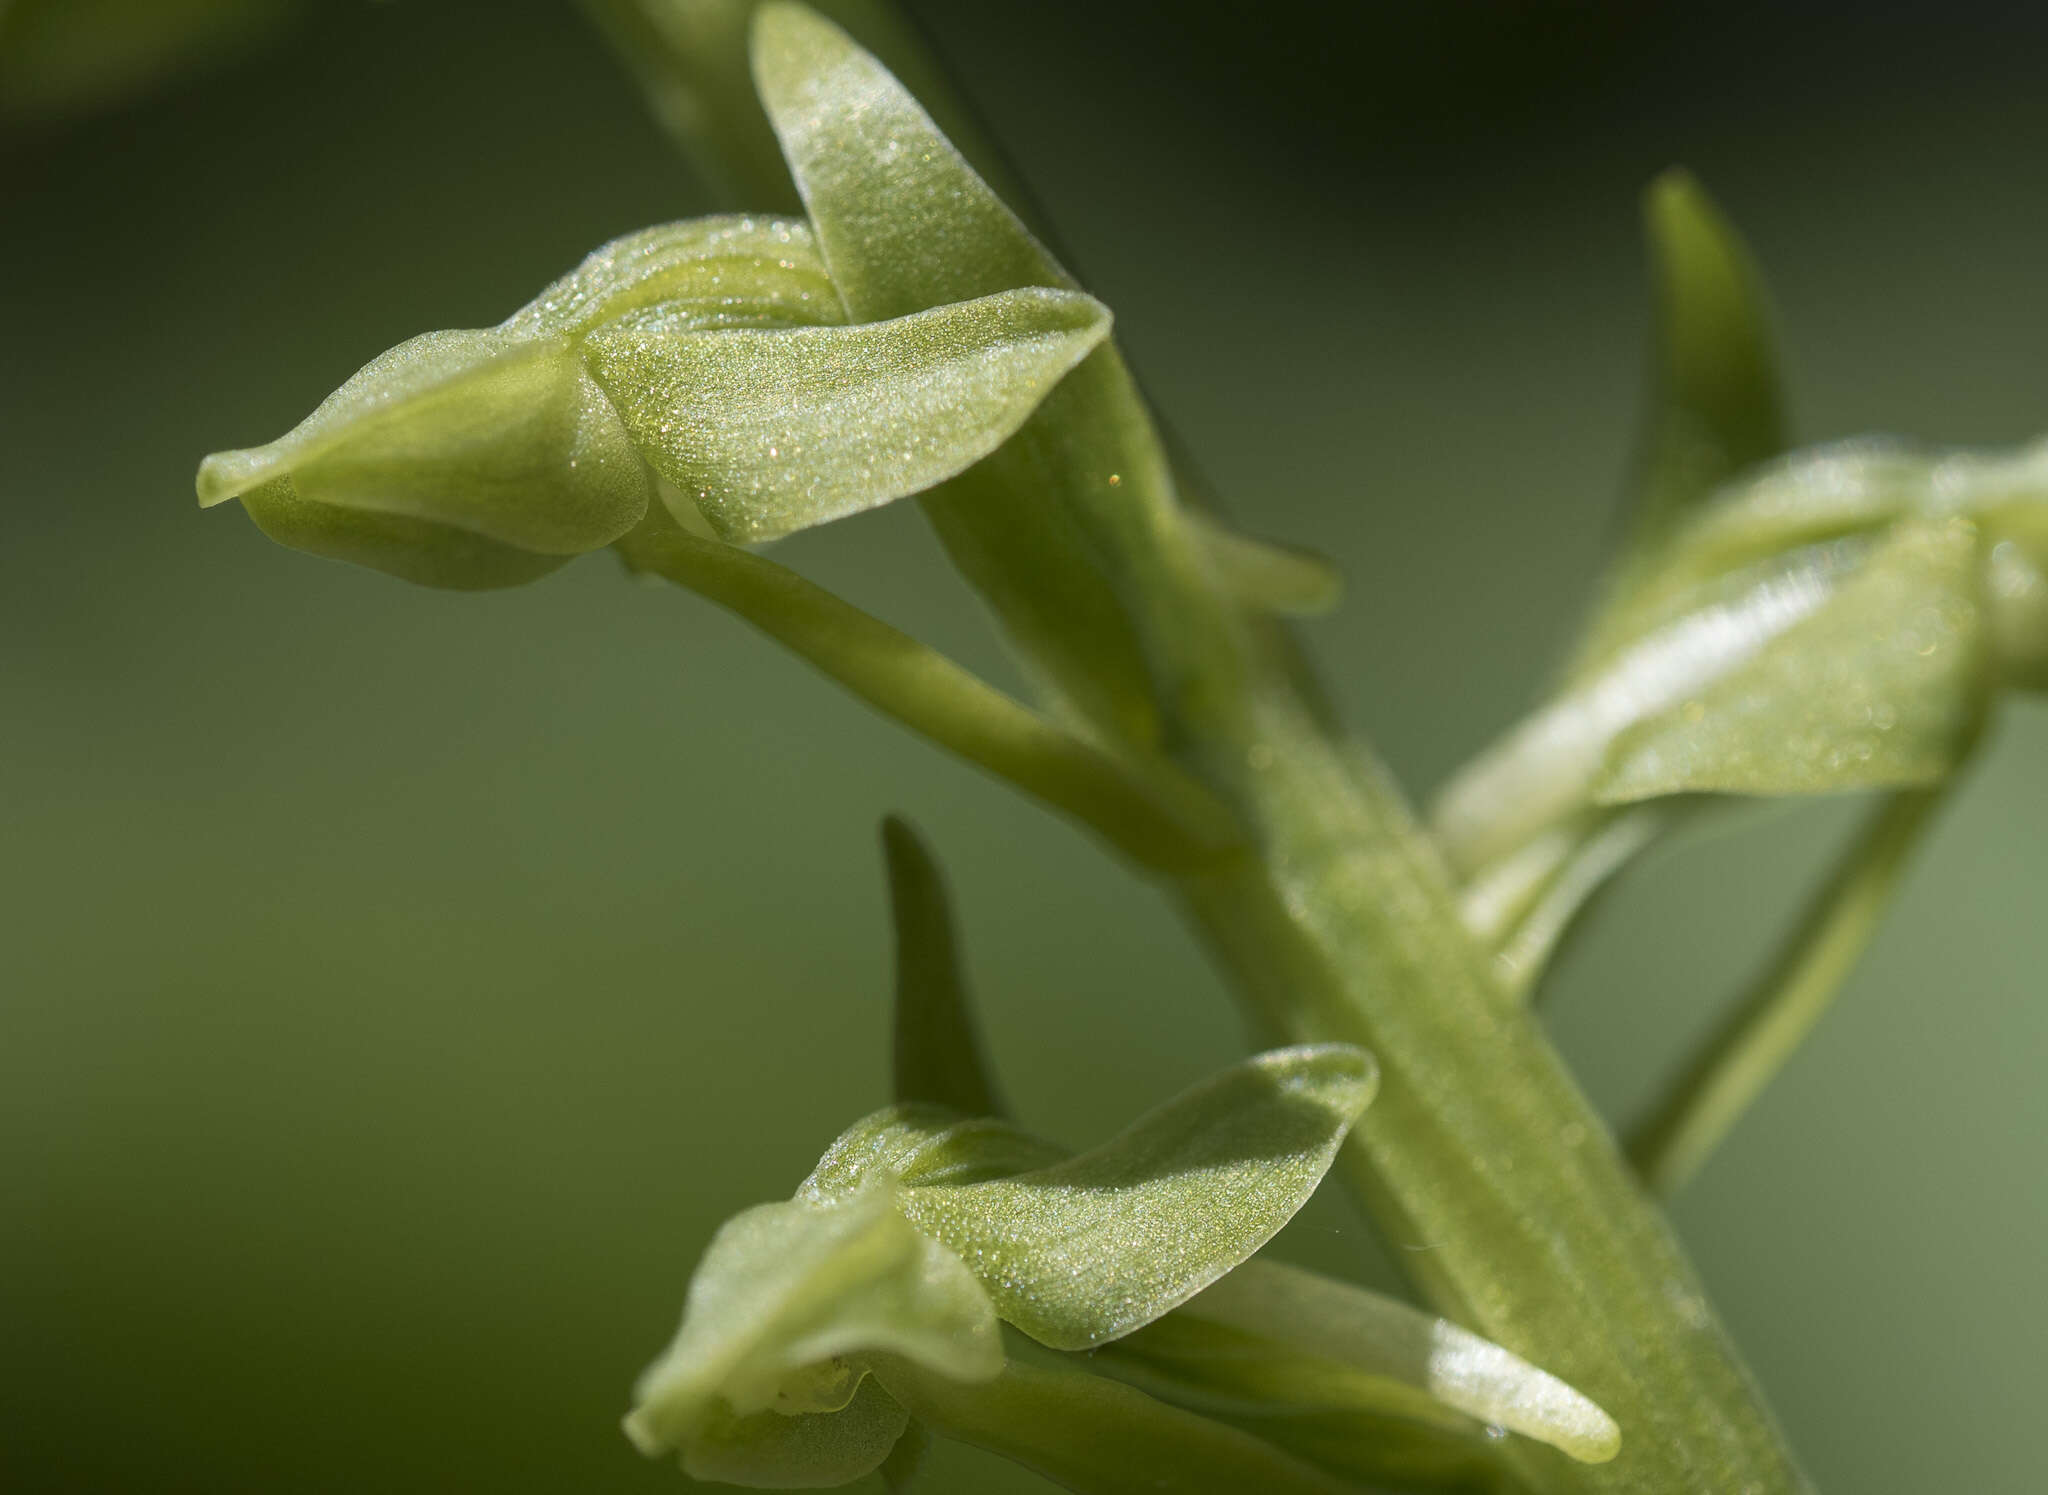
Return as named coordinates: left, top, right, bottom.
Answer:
left=197, top=215, right=1111, bottom=587
left=1419, top=173, right=2048, bottom=1201
left=624, top=1046, right=1379, bottom=1486
left=1435, top=175, right=2048, bottom=1005
left=623, top=818, right=1617, bottom=1492
left=192, top=4, right=1315, bottom=881
left=1434, top=440, right=2048, bottom=876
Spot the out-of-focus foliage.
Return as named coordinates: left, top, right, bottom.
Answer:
left=0, top=0, right=305, bottom=119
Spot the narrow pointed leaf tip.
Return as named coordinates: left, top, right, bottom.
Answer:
left=1566, top=170, right=1787, bottom=678
left=1641, top=170, right=1786, bottom=515
left=1164, top=1260, right=1621, bottom=1463
left=896, top=1044, right=1377, bottom=1350
left=750, top=2, right=1069, bottom=321
left=881, top=816, right=1004, bottom=1119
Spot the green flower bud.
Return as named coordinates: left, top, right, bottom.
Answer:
left=199, top=212, right=1111, bottom=586
left=624, top=1046, right=1375, bottom=1484
left=195, top=217, right=835, bottom=589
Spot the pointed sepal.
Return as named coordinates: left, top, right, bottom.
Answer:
left=624, top=1185, right=1001, bottom=1479
left=1129, top=1259, right=1621, bottom=1464
left=896, top=1045, right=1378, bottom=1349
left=584, top=286, right=1109, bottom=543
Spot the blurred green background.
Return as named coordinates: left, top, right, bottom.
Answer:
left=3, top=2, right=2044, bottom=1490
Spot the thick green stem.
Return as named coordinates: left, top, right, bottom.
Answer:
left=1018, top=328, right=1814, bottom=1494
left=930, top=343, right=1814, bottom=1485
left=1630, top=787, right=1944, bottom=1198
left=1169, top=692, right=1810, bottom=1493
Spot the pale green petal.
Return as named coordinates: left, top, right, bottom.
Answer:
left=750, top=2, right=1067, bottom=321
left=1097, top=1299, right=1472, bottom=1435
left=1445, top=439, right=1947, bottom=947
left=625, top=1186, right=1001, bottom=1460
left=582, top=286, right=1108, bottom=542
left=231, top=476, right=572, bottom=591
left=503, top=214, right=845, bottom=340
left=1438, top=510, right=1989, bottom=867
left=676, top=1375, right=909, bottom=1488
left=198, top=329, right=651, bottom=557
left=1595, top=517, right=1987, bottom=801
left=1149, top=1260, right=1620, bottom=1463
left=895, top=1045, right=1377, bottom=1349
left=1654, top=442, right=1922, bottom=586
left=1587, top=442, right=1928, bottom=668
left=880, top=817, right=1005, bottom=1119
left=750, top=1, right=1169, bottom=749
left=1436, top=538, right=1871, bottom=870
left=798, top=1106, right=1067, bottom=1200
